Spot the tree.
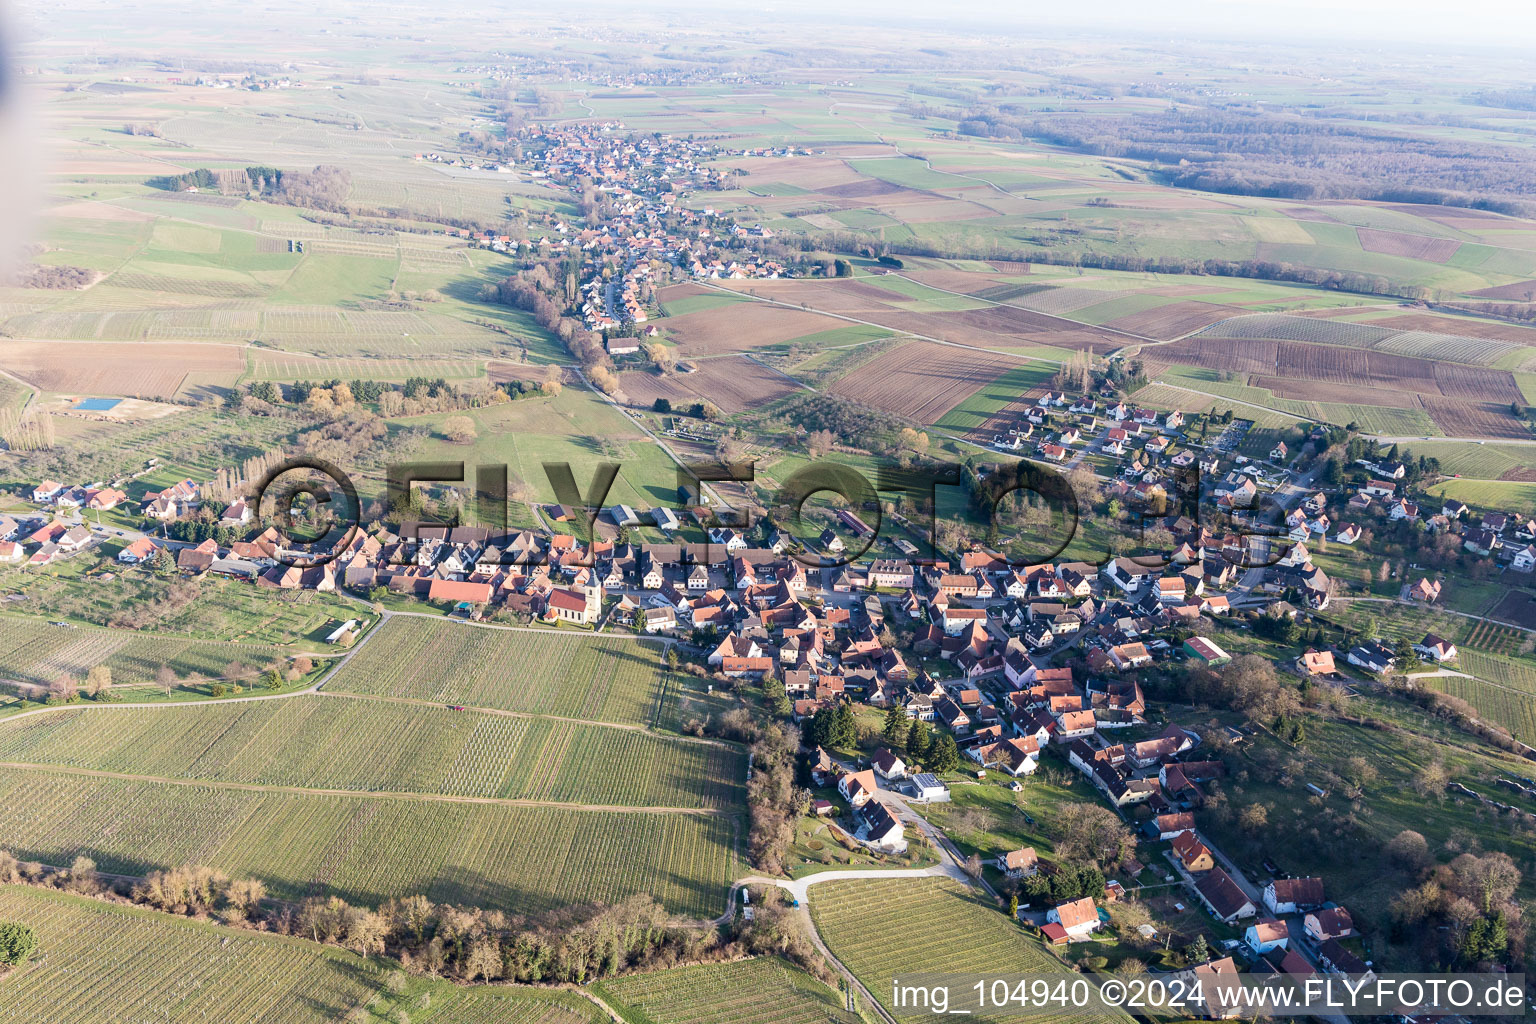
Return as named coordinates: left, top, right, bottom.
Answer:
left=907, top=721, right=930, bottom=762
left=1412, top=760, right=1448, bottom=798
left=65, top=856, right=99, bottom=895
left=443, top=415, right=477, bottom=443
left=47, top=674, right=78, bottom=703
left=155, top=664, right=177, bottom=696
left=928, top=732, right=960, bottom=773
left=85, top=665, right=112, bottom=699
left=832, top=703, right=857, bottom=748
left=1449, top=852, right=1521, bottom=915
left=882, top=705, right=908, bottom=750
left=763, top=678, right=791, bottom=717
left=1185, top=934, right=1211, bottom=965
left=0, top=922, right=38, bottom=967
left=1386, top=830, right=1430, bottom=872
left=1054, top=804, right=1135, bottom=868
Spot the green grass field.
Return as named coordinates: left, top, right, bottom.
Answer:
left=0, top=569, right=365, bottom=646
left=0, top=616, right=333, bottom=689
left=660, top=291, right=751, bottom=317
left=0, top=696, right=744, bottom=808
left=323, top=617, right=671, bottom=725
left=0, top=767, right=738, bottom=918
left=595, top=956, right=859, bottom=1024
left=933, top=360, right=1057, bottom=434
left=1429, top=477, right=1536, bottom=511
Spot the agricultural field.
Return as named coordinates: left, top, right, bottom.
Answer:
left=827, top=340, right=1032, bottom=424
left=0, top=616, right=328, bottom=689
left=0, top=696, right=744, bottom=809
left=594, top=956, right=859, bottom=1024
left=811, top=877, right=1122, bottom=1024
left=322, top=617, right=671, bottom=726
left=934, top=359, right=1058, bottom=435
left=0, top=767, right=739, bottom=918
left=618, top=355, right=802, bottom=415
left=1193, top=312, right=1525, bottom=368
left=0, top=886, right=388, bottom=1024
left=663, top=300, right=851, bottom=355
left=1421, top=647, right=1536, bottom=743
left=1423, top=675, right=1536, bottom=745
left=0, top=885, right=604, bottom=1024
left=0, top=340, right=245, bottom=398
left=428, top=989, right=604, bottom=1024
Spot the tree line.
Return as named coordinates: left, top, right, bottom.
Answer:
left=0, top=849, right=831, bottom=986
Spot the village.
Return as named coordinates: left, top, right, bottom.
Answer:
left=454, top=121, right=789, bottom=337
left=11, top=371, right=1536, bottom=1002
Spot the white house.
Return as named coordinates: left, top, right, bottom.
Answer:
left=1245, top=919, right=1289, bottom=954
left=871, top=748, right=907, bottom=780
left=1046, top=897, right=1102, bottom=940
left=907, top=772, right=950, bottom=803
left=854, top=800, right=906, bottom=854
left=997, top=847, right=1039, bottom=879
left=1513, top=544, right=1536, bottom=573
left=1263, top=877, right=1324, bottom=916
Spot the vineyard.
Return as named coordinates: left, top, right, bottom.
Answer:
left=810, top=877, right=1125, bottom=1024
left=0, top=617, right=323, bottom=688
left=428, top=989, right=604, bottom=1024
left=323, top=618, right=668, bottom=725
left=1458, top=649, right=1536, bottom=691
left=595, top=956, right=859, bottom=1024
left=0, top=768, right=739, bottom=918
left=1195, top=313, right=1520, bottom=366
left=0, top=697, right=744, bottom=808
left=0, top=886, right=386, bottom=1024
left=1423, top=676, right=1536, bottom=745
left=1462, top=621, right=1528, bottom=658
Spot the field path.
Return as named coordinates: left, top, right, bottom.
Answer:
left=313, top=689, right=739, bottom=748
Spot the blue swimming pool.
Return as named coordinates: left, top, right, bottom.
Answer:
left=74, top=398, right=122, bottom=411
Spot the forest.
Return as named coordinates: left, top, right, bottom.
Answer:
left=958, top=107, right=1536, bottom=213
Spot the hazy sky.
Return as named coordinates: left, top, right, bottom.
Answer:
left=755, top=0, right=1536, bottom=48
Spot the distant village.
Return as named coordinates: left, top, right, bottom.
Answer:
left=430, top=121, right=790, bottom=337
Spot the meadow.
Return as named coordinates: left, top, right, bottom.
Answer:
left=0, top=616, right=330, bottom=688
left=0, top=767, right=739, bottom=919
left=323, top=617, right=672, bottom=725
left=0, top=568, right=364, bottom=646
